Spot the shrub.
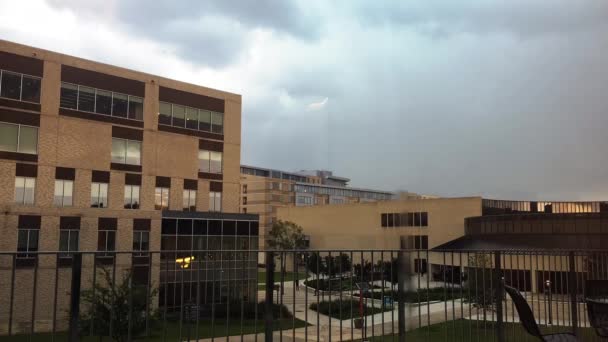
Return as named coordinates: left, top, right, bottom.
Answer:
left=309, top=300, right=387, bottom=320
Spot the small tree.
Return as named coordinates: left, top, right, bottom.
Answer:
left=465, top=254, right=494, bottom=321
left=267, top=220, right=307, bottom=294
left=339, top=253, right=352, bottom=276
left=307, top=252, right=325, bottom=277
left=79, top=268, right=157, bottom=341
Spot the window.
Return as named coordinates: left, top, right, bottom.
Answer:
left=242, top=197, right=247, bottom=205
left=98, top=230, right=116, bottom=256
left=0, top=70, right=41, bottom=103
left=111, top=138, right=141, bottom=165
left=0, top=122, right=38, bottom=154
left=91, top=182, right=108, bottom=208
left=209, top=191, right=221, bottom=212
left=296, top=195, right=313, bottom=205
left=59, top=82, right=144, bottom=120
left=155, top=187, right=169, bottom=210
left=17, top=228, right=39, bottom=258
left=14, top=177, right=35, bottom=205
left=158, top=101, right=223, bottom=133
left=414, top=259, right=427, bottom=274
left=124, top=185, right=140, bottom=209
left=242, top=185, right=247, bottom=194
left=133, top=231, right=149, bottom=255
left=198, top=150, right=223, bottom=173
left=410, top=235, right=428, bottom=249
left=59, top=229, right=79, bottom=258
left=183, top=189, right=196, bottom=211
left=54, top=180, right=73, bottom=207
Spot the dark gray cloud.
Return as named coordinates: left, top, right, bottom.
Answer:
left=17, top=0, right=608, bottom=200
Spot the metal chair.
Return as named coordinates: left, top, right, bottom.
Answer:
left=504, top=285, right=579, bottom=342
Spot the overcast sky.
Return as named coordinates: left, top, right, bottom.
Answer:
left=2, top=1, right=608, bottom=200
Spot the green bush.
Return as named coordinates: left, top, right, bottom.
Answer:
left=165, top=301, right=292, bottom=321
left=309, top=300, right=387, bottom=320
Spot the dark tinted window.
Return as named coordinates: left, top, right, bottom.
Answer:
left=223, top=221, right=236, bottom=235
left=96, top=90, right=112, bottom=115
left=208, top=220, right=222, bottom=235
left=112, top=93, right=128, bottom=118
left=177, top=219, right=193, bottom=235
left=60, top=83, right=78, bottom=109
left=193, top=220, right=207, bottom=235
left=421, top=212, right=428, bottom=226
left=78, top=86, right=95, bottom=112
left=128, top=96, right=143, bottom=120
left=161, top=219, right=177, bottom=234
left=21, top=76, right=41, bottom=103
left=1, top=71, right=21, bottom=100
left=381, top=213, right=388, bottom=227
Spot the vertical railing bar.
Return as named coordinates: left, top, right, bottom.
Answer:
left=292, top=251, right=296, bottom=342
left=427, top=249, right=430, bottom=341
left=305, top=251, right=310, bottom=342
left=28, top=255, right=39, bottom=341
left=451, top=251, right=455, bottom=334
left=460, top=251, right=464, bottom=341
left=489, top=252, right=494, bottom=342
left=109, top=253, right=117, bottom=340
left=264, top=251, right=274, bottom=342
left=390, top=250, right=394, bottom=342
left=241, top=249, right=246, bottom=342
left=481, top=252, right=486, bottom=342
left=8, top=255, right=18, bottom=336
left=380, top=251, right=385, bottom=340
left=370, top=251, right=374, bottom=339
left=340, top=251, right=343, bottom=342
left=68, top=253, right=82, bottom=342
left=128, top=253, right=134, bottom=342
left=350, top=250, right=354, bottom=342
left=146, top=252, right=153, bottom=339
left=211, top=249, right=217, bottom=342
left=417, top=249, right=421, bottom=330
left=162, top=253, right=169, bottom=342
left=52, top=254, right=60, bottom=342
left=178, top=250, right=185, bottom=342
left=397, top=250, right=405, bottom=342
left=317, top=253, right=321, bottom=342
left=569, top=251, right=578, bottom=336
left=494, top=251, right=504, bottom=342
left=254, top=250, right=258, bottom=341
left=328, top=251, right=332, bottom=342
left=443, top=252, right=447, bottom=342
left=542, top=251, right=547, bottom=327
left=279, top=252, right=284, bottom=342
left=466, top=251, right=472, bottom=342
left=360, top=252, right=364, bottom=342
left=225, top=250, right=231, bottom=342
left=90, top=256, right=98, bottom=337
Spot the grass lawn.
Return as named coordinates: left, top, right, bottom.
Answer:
left=258, top=270, right=308, bottom=284
left=363, top=319, right=595, bottom=342
left=0, top=318, right=309, bottom=341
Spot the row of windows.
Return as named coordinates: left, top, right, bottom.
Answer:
left=60, top=82, right=144, bottom=120
left=0, top=122, right=38, bottom=155
left=294, top=184, right=392, bottom=201
left=0, top=69, right=41, bottom=103
left=14, top=176, right=222, bottom=212
left=17, top=228, right=149, bottom=259
left=381, top=212, right=429, bottom=227
left=296, top=195, right=313, bottom=205
left=482, top=199, right=608, bottom=215
left=240, top=167, right=308, bottom=183
left=159, top=101, right=223, bottom=134
left=406, top=235, right=429, bottom=249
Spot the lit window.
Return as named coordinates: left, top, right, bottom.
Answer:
left=54, top=180, right=73, bottom=207
left=183, top=189, right=196, bottom=211
left=111, top=138, right=141, bottom=165
left=17, top=228, right=39, bottom=259
left=155, top=187, right=169, bottom=210
left=124, top=185, right=140, bottom=209
left=59, top=229, right=79, bottom=258
left=14, top=177, right=35, bottom=205
left=0, top=122, right=38, bottom=154
left=198, top=149, right=222, bottom=173
left=91, top=182, right=108, bottom=208
left=209, top=192, right=222, bottom=212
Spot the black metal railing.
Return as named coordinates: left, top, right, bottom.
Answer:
left=1, top=249, right=608, bottom=341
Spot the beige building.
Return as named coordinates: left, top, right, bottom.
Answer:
left=240, top=165, right=394, bottom=246
left=0, top=40, right=258, bottom=334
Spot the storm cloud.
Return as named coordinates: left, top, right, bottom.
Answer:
left=3, top=0, right=608, bottom=200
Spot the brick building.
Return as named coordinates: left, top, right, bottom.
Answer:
left=0, top=40, right=258, bottom=334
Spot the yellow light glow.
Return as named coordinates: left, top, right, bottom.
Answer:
left=176, top=256, right=195, bottom=268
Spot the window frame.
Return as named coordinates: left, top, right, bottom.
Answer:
left=59, top=229, right=79, bottom=258
left=159, top=101, right=224, bottom=134
left=183, top=189, right=196, bottom=211
left=90, top=182, right=109, bottom=208
left=59, top=82, right=144, bottom=121
left=111, top=137, right=141, bottom=166
left=0, top=122, right=39, bottom=155
left=14, top=176, right=35, bottom=205
left=17, top=228, right=39, bottom=259
left=155, top=187, right=170, bottom=210
left=198, top=149, right=223, bottom=174
left=209, top=191, right=222, bottom=212
left=0, top=69, right=42, bottom=104
left=124, top=185, right=140, bottom=209
left=54, top=179, right=74, bottom=207
left=98, top=229, right=116, bottom=257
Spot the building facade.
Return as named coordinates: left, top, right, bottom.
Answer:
left=0, top=40, right=258, bottom=333
left=240, top=165, right=394, bottom=246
